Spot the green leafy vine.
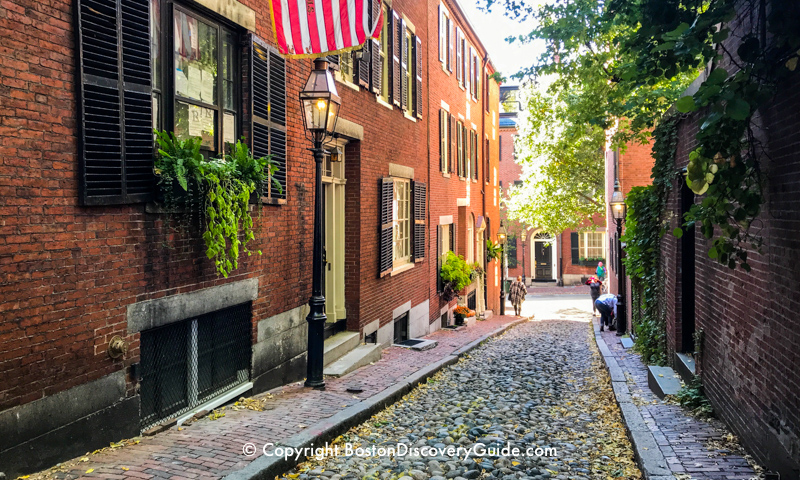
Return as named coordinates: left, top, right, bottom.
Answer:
left=153, top=130, right=281, bottom=278
left=621, top=115, right=680, bottom=365
left=613, top=0, right=800, bottom=269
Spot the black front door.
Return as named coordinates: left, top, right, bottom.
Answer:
left=534, top=242, right=552, bottom=280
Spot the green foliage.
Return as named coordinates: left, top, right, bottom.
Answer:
left=486, top=0, right=800, bottom=270
left=440, top=252, right=473, bottom=293
left=621, top=116, right=679, bottom=365
left=674, top=377, right=714, bottom=418
left=622, top=186, right=667, bottom=365
left=154, top=130, right=279, bottom=278
left=506, top=88, right=607, bottom=234
left=470, top=263, right=485, bottom=280
left=485, top=240, right=503, bottom=261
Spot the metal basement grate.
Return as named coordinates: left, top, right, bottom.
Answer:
left=139, top=303, right=252, bottom=430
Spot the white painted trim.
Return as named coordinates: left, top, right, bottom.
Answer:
left=176, top=382, right=253, bottom=426
left=440, top=99, right=450, bottom=111
left=457, top=198, right=468, bottom=206
left=390, top=262, right=415, bottom=276
left=439, top=215, right=453, bottom=225
left=376, top=96, right=394, bottom=110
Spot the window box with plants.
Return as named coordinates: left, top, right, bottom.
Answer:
left=577, top=256, right=605, bottom=267
left=153, top=130, right=282, bottom=278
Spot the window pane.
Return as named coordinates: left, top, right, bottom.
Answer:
left=223, top=112, right=235, bottom=146
left=150, top=0, right=161, bottom=90
left=222, top=31, right=234, bottom=110
left=174, top=10, right=218, bottom=105
left=175, top=100, right=216, bottom=148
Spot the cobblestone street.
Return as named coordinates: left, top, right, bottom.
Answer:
left=279, top=306, right=641, bottom=480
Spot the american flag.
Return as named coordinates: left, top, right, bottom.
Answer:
left=269, top=0, right=383, bottom=57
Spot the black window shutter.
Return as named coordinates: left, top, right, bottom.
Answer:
left=77, top=0, right=152, bottom=205
left=380, top=178, right=394, bottom=277
left=439, top=110, right=445, bottom=172
left=370, top=0, right=382, bottom=94
left=356, top=42, right=371, bottom=87
left=415, top=36, right=422, bottom=119
left=370, top=37, right=382, bottom=94
left=327, top=54, right=340, bottom=70
left=571, top=232, right=580, bottom=265
left=447, top=18, right=454, bottom=72
left=356, top=4, right=372, bottom=88
left=391, top=11, right=401, bottom=106
left=437, top=225, right=443, bottom=292
left=251, top=36, right=287, bottom=201
left=412, top=181, right=426, bottom=263
left=400, top=20, right=408, bottom=112
left=470, top=131, right=476, bottom=180
left=449, top=114, right=456, bottom=174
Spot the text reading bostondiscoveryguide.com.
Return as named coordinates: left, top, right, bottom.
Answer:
left=241, top=442, right=559, bottom=461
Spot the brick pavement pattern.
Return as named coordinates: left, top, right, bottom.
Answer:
left=599, top=326, right=758, bottom=479
left=30, top=316, right=521, bottom=480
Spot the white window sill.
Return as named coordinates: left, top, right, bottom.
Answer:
left=336, top=77, right=361, bottom=91
left=391, top=262, right=415, bottom=276
left=376, top=96, right=393, bottom=110
left=441, top=64, right=450, bottom=75
left=403, top=113, right=417, bottom=122
left=442, top=172, right=451, bottom=178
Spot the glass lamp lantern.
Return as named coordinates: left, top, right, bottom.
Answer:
left=610, top=180, right=626, bottom=221
left=300, top=59, right=341, bottom=142
left=497, top=222, right=508, bottom=245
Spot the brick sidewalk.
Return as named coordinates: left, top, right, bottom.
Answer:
left=29, top=316, right=523, bottom=480
left=598, top=325, right=758, bottom=479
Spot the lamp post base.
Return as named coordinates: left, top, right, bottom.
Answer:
left=500, top=293, right=506, bottom=316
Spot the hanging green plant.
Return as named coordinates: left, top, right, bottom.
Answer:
left=153, top=130, right=281, bottom=278
left=485, top=239, right=503, bottom=261
left=440, top=252, right=473, bottom=302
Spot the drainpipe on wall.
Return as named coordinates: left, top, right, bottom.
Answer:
left=557, top=232, right=564, bottom=286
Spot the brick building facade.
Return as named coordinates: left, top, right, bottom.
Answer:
left=659, top=69, right=800, bottom=477
left=0, top=0, right=500, bottom=474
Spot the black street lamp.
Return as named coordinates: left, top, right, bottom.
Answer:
left=299, top=59, right=341, bottom=389
left=497, top=222, right=507, bottom=316
left=610, top=180, right=627, bottom=337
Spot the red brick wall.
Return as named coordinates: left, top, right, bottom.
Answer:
left=0, top=0, right=473, bottom=416
left=661, top=74, right=800, bottom=476
left=425, top=0, right=500, bottom=318
left=0, top=0, right=320, bottom=410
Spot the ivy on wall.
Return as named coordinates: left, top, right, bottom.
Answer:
left=621, top=115, right=680, bottom=365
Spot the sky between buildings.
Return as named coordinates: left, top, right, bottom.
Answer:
left=457, top=0, right=546, bottom=85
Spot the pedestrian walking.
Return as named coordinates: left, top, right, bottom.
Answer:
left=594, top=293, right=618, bottom=332
left=586, top=276, right=602, bottom=315
left=596, top=261, right=607, bottom=293
left=509, top=275, right=527, bottom=317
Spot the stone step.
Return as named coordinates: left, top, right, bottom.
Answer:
left=323, top=344, right=382, bottom=377
left=323, top=331, right=360, bottom=367
left=647, top=365, right=682, bottom=399
left=674, top=352, right=697, bottom=384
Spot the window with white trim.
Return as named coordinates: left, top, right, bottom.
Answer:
left=393, top=178, right=411, bottom=267
left=579, top=232, right=605, bottom=261
left=438, top=5, right=449, bottom=64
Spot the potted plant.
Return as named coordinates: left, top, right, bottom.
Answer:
left=486, top=239, right=503, bottom=262
left=454, top=305, right=471, bottom=326
left=153, top=130, right=281, bottom=278
left=470, top=263, right=484, bottom=281
left=440, top=251, right=472, bottom=302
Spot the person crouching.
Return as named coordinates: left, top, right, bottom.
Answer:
left=594, top=293, right=619, bottom=332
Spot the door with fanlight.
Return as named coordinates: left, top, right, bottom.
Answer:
left=533, top=233, right=553, bottom=280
